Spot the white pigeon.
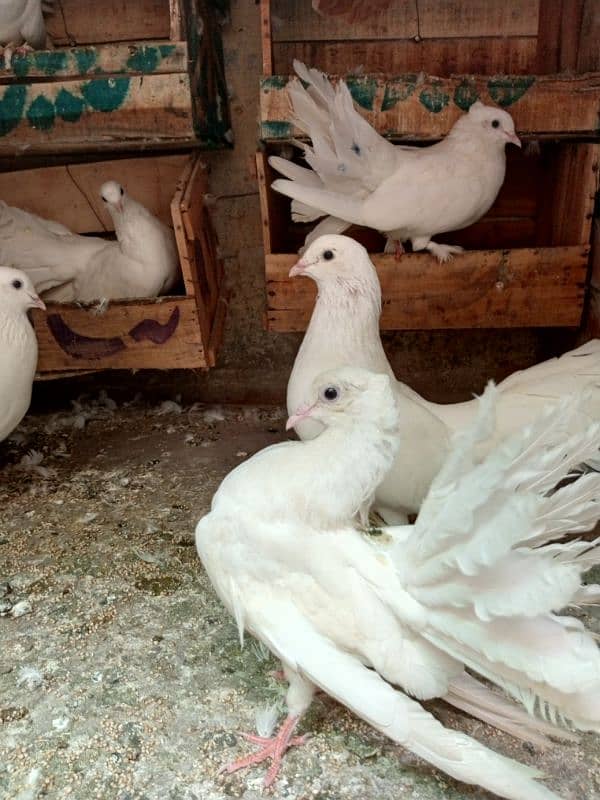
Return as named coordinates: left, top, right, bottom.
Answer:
left=0, top=181, right=180, bottom=303
left=196, top=365, right=600, bottom=799
left=270, top=61, right=521, bottom=261
left=287, top=235, right=600, bottom=520
left=0, top=0, right=52, bottom=65
left=0, top=266, right=45, bottom=443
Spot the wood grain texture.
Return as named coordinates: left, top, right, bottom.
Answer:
left=0, top=155, right=189, bottom=233
left=265, top=248, right=589, bottom=331
left=32, top=297, right=207, bottom=372
left=578, top=0, right=600, bottom=71
left=273, top=38, right=539, bottom=77
left=47, top=0, right=171, bottom=46
left=261, top=0, right=273, bottom=75
left=260, top=72, right=600, bottom=140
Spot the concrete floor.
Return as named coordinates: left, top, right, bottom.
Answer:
left=1, top=397, right=599, bottom=800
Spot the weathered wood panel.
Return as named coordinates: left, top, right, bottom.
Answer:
left=265, top=248, right=589, bottom=331
left=273, top=38, right=539, bottom=77
left=0, top=42, right=188, bottom=82
left=47, top=0, right=171, bottom=46
left=260, top=73, right=600, bottom=140
left=0, top=155, right=189, bottom=233
left=32, top=297, right=207, bottom=372
left=547, top=143, right=600, bottom=246
left=270, top=0, right=538, bottom=42
left=578, top=0, right=600, bottom=71
left=0, top=73, right=195, bottom=155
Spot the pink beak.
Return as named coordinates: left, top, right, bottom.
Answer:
left=507, top=132, right=521, bottom=148
left=29, top=293, right=46, bottom=311
left=289, top=259, right=307, bottom=278
left=286, top=402, right=315, bottom=431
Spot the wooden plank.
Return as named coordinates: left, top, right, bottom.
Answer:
left=0, top=73, right=195, bottom=155
left=265, top=247, right=589, bottom=330
left=548, top=144, right=600, bottom=246
left=0, top=155, right=189, bottom=233
left=46, top=0, right=171, bottom=46
left=274, top=38, right=539, bottom=77
left=536, top=0, right=586, bottom=72
left=260, top=73, right=600, bottom=140
left=170, top=0, right=184, bottom=40
left=0, top=41, right=188, bottom=82
left=261, top=0, right=274, bottom=75
left=32, top=297, right=208, bottom=372
left=418, top=0, right=539, bottom=39
left=578, top=0, right=600, bottom=72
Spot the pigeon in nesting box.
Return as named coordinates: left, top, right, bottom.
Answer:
left=0, top=0, right=53, bottom=67
left=270, top=61, right=521, bottom=262
left=0, top=267, right=45, bottom=442
left=0, top=182, right=180, bottom=304
left=286, top=236, right=600, bottom=520
left=197, top=365, right=600, bottom=798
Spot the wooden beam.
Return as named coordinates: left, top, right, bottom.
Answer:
left=46, top=0, right=171, bottom=46
left=0, top=41, right=188, bottom=82
left=261, top=72, right=600, bottom=141
left=265, top=247, right=589, bottom=331
left=261, top=0, right=274, bottom=75
left=32, top=297, right=208, bottom=372
left=536, top=0, right=586, bottom=73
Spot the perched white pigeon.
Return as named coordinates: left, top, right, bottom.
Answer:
left=287, top=235, right=600, bottom=520
left=197, top=366, right=600, bottom=799
left=0, top=181, right=180, bottom=303
left=0, top=266, right=45, bottom=442
left=0, top=0, right=52, bottom=65
left=270, top=61, right=521, bottom=261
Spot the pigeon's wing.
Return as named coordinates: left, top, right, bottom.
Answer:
left=390, top=386, right=600, bottom=733
left=247, top=598, right=561, bottom=800
left=21, top=0, right=46, bottom=48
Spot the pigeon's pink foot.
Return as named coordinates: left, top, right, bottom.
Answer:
left=221, top=714, right=307, bottom=788
left=394, top=240, right=405, bottom=260
left=14, top=44, right=34, bottom=57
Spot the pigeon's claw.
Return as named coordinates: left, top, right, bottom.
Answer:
left=426, top=241, right=464, bottom=263
left=221, top=714, right=305, bottom=788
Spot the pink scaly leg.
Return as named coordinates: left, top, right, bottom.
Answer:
left=394, top=240, right=405, bottom=261
left=220, top=714, right=308, bottom=788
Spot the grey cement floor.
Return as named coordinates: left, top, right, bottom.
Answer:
left=1, top=396, right=599, bottom=800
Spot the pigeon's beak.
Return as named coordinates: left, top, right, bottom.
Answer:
left=289, top=259, right=308, bottom=278
left=286, top=402, right=315, bottom=431
left=506, top=131, right=521, bottom=148
left=28, top=293, right=46, bottom=311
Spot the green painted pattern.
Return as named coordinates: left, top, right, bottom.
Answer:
left=55, top=88, right=85, bottom=123
left=158, top=44, right=176, bottom=58
left=488, top=76, right=535, bottom=107
left=81, top=78, right=130, bottom=112
left=419, top=84, right=450, bottom=113
left=127, top=46, right=162, bottom=74
left=261, top=120, right=292, bottom=139
left=453, top=79, right=479, bottom=111
left=26, top=95, right=55, bottom=131
left=34, top=51, right=69, bottom=75
left=381, top=76, right=417, bottom=111
left=261, top=75, right=289, bottom=91
left=346, top=77, right=377, bottom=110
left=73, top=48, right=97, bottom=74
left=0, top=85, right=26, bottom=136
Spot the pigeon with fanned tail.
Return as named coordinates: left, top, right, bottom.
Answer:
left=0, top=181, right=180, bottom=303
left=0, top=267, right=45, bottom=443
left=287, top=235, right=600, bottom=519
left=196, top=366, right=600, bottom=798
left=270, top=61, right=520, bottom=261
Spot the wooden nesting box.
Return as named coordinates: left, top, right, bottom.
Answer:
left=258, top=0, right=600, bottom=332
left=0, top=154, right=226, bottom=377
left=0, top=0, right=231, bottom=155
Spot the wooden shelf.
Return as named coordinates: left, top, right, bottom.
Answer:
left=3, top=153, right=226, bottom=378
left=260, top=71, right=600, bottom=142
left=0, top=0, right=231, bottom=155
left=265, top=248, right=589, bottom=331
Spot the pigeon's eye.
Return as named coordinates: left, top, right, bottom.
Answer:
left=101, top=195, right=107, bottom=203
left=11, top=279, right=22, bottom=289
left=322, top=385, right=340, bottom=402
left=491, top=119, right=500, bottom=129
left=322, top=250, right=334, bottom=261
left=120, top=186, right=124, bottom=196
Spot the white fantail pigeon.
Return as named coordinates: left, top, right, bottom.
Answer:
left=197, top=365, right=600, bottom=799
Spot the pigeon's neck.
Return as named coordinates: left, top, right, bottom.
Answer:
left=307, top=418, right=399, bottom=526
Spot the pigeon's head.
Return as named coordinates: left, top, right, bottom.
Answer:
left=286, top=366, right=397, bottom=432
left=0, top=267, right=45, bottom=314
left=289, top=234, right=379, bottom=297
left=464, top=101, right=520, bottom=148
left=100, top=180, right=126, bottom=214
